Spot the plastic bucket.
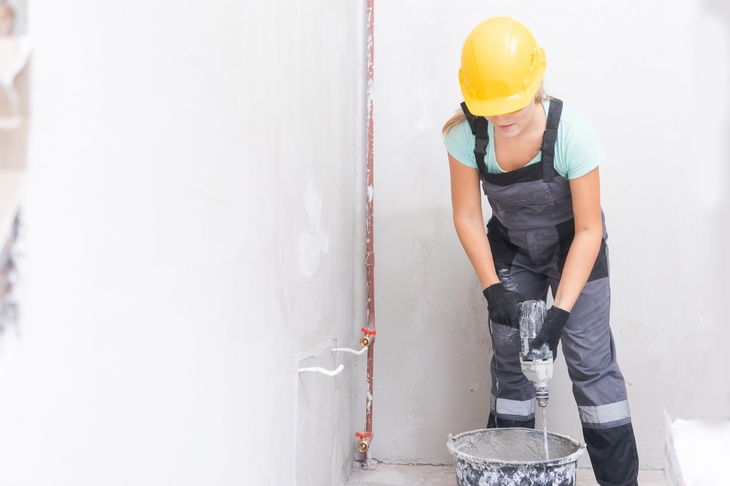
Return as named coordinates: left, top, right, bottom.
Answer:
left=447, top=428, right=586, bottom=486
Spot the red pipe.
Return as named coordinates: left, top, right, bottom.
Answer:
left=364, top=0, right=376, bottom=462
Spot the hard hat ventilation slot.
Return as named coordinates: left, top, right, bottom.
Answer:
left=530, top=53, right=535, bottom=66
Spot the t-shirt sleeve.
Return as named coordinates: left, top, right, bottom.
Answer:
left=443, top=120, right=477, bottom=169
left=558, top=107, right=605, bottom=180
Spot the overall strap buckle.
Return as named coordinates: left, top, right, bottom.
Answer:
left=461, top=102, right=489, bottom=181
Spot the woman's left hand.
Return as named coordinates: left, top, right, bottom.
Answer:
left=531, top=306, right=570, bottom=357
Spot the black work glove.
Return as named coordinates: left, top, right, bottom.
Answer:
left=482, top=283, right=526, bottom=328
left=530, top=306, right=570, bottom=357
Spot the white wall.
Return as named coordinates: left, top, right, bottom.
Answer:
left=0, top=1, right=367, bottom=485
left=2, top=1, right=728, bottom=483
left=372, top=0, right=730, bottom=470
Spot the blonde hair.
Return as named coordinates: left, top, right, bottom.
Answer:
left=441, top=88, right=551, bottom=136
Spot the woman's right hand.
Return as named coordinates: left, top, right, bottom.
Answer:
left=482, top=283, right=526, bottom=328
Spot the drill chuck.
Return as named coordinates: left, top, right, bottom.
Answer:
left=535, top=386, right=549, bottom=408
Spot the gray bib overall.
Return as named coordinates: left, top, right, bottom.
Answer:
left=461, top=99, right=639, bottom=486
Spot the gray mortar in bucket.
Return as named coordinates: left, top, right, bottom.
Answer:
left=447, top=428, right=586, bottom=486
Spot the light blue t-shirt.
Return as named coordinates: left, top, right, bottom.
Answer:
left=443, top=99, right=605, bottom=180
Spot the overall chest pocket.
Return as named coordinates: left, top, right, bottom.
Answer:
left=486, top=180, right=553, bottom=206
left=483, top=179, right=570, bottom=227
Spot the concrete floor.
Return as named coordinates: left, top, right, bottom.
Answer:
left=344, top=463, right=667, bottom=485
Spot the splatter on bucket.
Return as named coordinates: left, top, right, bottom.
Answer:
left=447, top=428, right=586, bottom=486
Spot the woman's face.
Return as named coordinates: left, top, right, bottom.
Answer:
left=485, top=100, right=537, bottom=139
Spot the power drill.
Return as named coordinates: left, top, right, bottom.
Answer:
left=519, top=300, right=553, bottom=408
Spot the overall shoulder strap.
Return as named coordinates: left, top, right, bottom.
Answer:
left=460, top=102, right=489, bottom=181
left=541, top=98, right=563, bottom=183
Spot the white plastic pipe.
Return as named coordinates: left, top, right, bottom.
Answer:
left=332, top=346, right=368, bottom=355
left=297, top=364, right=345, bottom=376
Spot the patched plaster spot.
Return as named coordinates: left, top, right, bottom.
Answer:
left=298, top=182, right=330, bottom=280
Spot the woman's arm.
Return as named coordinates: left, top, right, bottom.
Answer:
left=553, top=167, right=603, bottom=311
left=448, top=154, right=500, bottom=288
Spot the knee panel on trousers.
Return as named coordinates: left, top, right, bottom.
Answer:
left=583, top=423, right=639, bottom=486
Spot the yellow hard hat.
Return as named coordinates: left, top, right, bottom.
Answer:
left=459, top=17, right=546, bottom=116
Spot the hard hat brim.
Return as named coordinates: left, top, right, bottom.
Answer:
left=460, top=62, right=546, bottom=117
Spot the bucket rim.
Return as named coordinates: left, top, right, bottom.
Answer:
left=446, top=427, right=586, bottom=467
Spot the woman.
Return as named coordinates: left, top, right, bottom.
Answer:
left=442, top=16, right=639, bottom=486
